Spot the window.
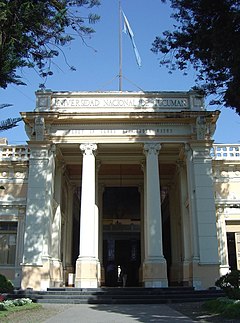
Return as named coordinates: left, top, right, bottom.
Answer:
left=0, top=222, right=18, bottom=265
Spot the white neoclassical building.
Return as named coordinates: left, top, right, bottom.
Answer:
left=0, top=90, right=240, bottom=291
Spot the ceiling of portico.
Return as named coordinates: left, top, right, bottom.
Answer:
left=59, top=142, right=181, bottom=182
left=58, top=142, right=183, bottom=164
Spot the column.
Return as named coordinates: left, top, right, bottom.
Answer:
left=75, top=143, right=100, bottom=288
left=21, top=142, right=55, bottom=290
left=143, top=143, right=168, bottom=287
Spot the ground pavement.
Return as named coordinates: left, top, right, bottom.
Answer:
left=44, top=303, right=195, bottom=323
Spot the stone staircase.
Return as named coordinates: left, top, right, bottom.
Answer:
left=18, top=287, right=225, bottom=304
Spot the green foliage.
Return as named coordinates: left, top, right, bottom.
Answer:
left=12, top=298, right=32, bottom=306
left=0, top=104, right=22, bottom=132
left=0, top=298, right=33, bottom=312
left=152, top=0, right=240, bottom=114
left=0, top=117, right=22, bottom=132
left=215, top=270, right=240, bottom=299
left=204, top=298, right=240, bottom=319
left=0, top=0, right=100, bottom=88
left=0, top=274, right=14, bottom=294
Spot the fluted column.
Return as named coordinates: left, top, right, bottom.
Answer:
left=75, top=143, right=100, bottom=288
left=143, top=143, right=168, bottom=287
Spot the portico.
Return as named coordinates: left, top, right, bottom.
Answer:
left=19, top=90, right=220, bottom=290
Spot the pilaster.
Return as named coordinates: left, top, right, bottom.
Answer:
left=216, top=207, right=229, bottom=276
left=177, top=158, right=192, bottom=286
left=51, top=157, right=64, bottom=287
left=188, top=142, right=220, bottom=289
left=21, top=142, right=55, bottom=290
left=168, top=176, right=182, bottom=286
left=98, top=183, right=105, bottom=286
left=64, top=181, right=74, bottom=283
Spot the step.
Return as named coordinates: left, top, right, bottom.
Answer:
left=14, top=287, right=225, bottom=305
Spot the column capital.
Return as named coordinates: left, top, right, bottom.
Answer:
left=176, top=160, right=185, bottom=174
left=140, top=159, right=145, bottom=173
left=96, top=159, right=102, bottom=172
left=80, top=143, right=97, bottom=156
left=143, top=143, right=161, bottom=156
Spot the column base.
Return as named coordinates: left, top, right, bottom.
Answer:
left=219, top=265, right=230, bottom=277
left=191, top=261, right=220, bottom=290
left=75, top=257, right=100, bottom=288
left=21, top=264, right=42, bottom=290
left=21, top=258, right=64, bottom=290
left=181, top=260, right=192, bottom=287
left=63, top=265, right=75, bottom=287
left=143, top=258, right=168, bottom=288
left=170, top=261, right=183, bottom=286
left=21, top=257, right=52, bottom=291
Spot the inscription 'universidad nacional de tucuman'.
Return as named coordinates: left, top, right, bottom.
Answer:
left=52, top=97, right=188, bottom=108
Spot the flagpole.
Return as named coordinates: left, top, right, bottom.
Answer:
left=119, top=0, right=122, bottom=91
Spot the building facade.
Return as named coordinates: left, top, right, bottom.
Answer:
left=0, top=91, right=239, bottom=291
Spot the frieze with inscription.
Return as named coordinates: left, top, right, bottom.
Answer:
left=51, top=125, right=190, bottom=137
left=51, top=97, right=189, bottom=110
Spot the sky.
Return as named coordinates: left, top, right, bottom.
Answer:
left=1, top=0, right=239, bottom=145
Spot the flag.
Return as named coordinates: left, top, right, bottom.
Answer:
left=122, top=10, right=142, bottom=67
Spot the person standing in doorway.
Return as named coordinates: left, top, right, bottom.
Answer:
left=120, top=264, right=127, bottom=287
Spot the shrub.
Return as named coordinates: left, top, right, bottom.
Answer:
left=12, top=298, right=32, bottom=306
left=0, top=298, right=32, bottom=311
left=204, top=298, right=240, bottom=319
left=0, top=274, right=14, bottom=294
left=215, top=270, right=240, bottom=299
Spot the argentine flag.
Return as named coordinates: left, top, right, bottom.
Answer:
left=122, top=10, right=142, bottom=67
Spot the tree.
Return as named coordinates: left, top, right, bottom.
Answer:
left=152, top=0, right=240, bottom=114
left=0, top=104, right=22, bottom=132
left=0, top=0, right=100, bottom=131
left=0, top=0, right=100, bottom=89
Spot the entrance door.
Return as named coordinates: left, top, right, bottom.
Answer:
left=102, top=186, right=141, bottom=287
left=103, top=236, right=140, bottom=287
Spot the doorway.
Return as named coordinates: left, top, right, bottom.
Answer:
left=102, top=186, right=141, bottom=287
left=103, top=236, right=141, bottom=287
left=227, top=232, right=237, bottom=270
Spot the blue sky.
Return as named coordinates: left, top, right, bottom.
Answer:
left=1, top=0, right=239, bottom=144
